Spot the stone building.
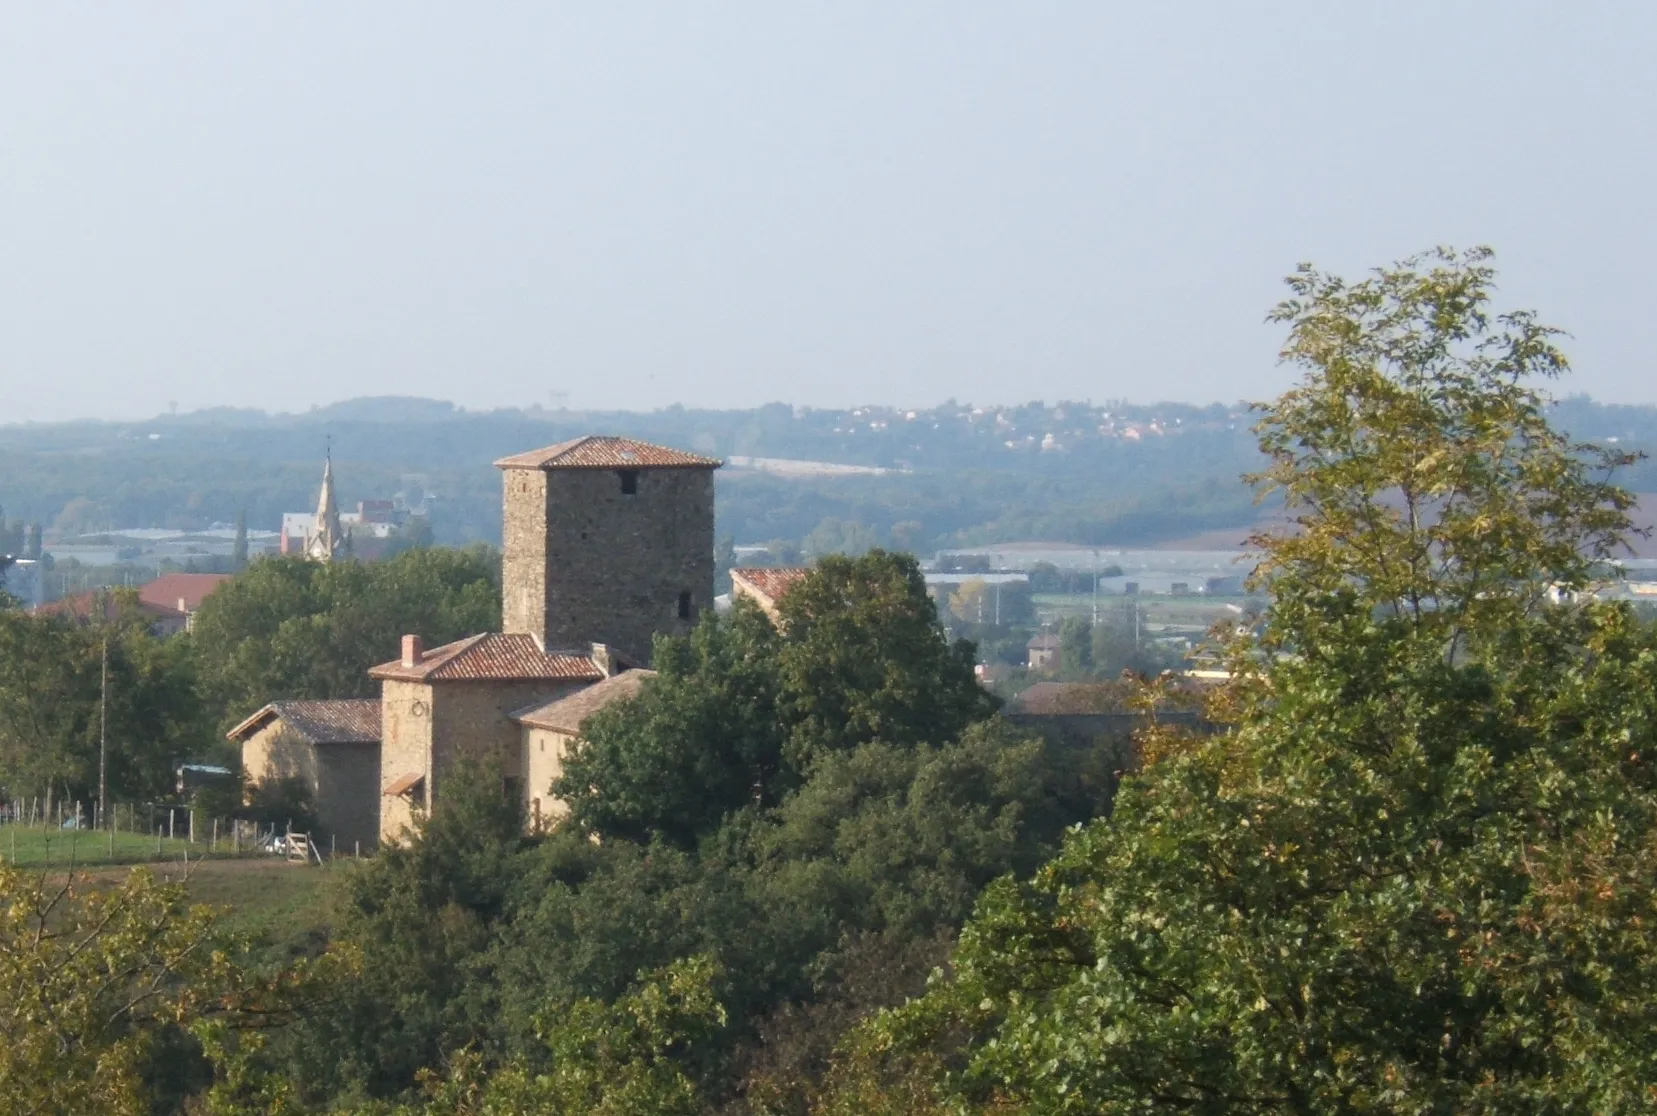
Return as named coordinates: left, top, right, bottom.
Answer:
left=512, top=669, right=656, bottom=831
left=228, top=699, right=381, bottom=851
left=496, top=436, right=721, bottom=664
left=729, top=567, right=810, bottom=623
left=232, top=434, right=720, bottom=847
left=368, top=633, right=620, bottom=843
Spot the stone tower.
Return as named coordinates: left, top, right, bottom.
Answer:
left=495, top=436, right=721, bottom=663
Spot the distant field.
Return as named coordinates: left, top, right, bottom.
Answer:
left=1033, top=593, right=1248, bottom=626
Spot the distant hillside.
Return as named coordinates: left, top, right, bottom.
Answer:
left=2, top=395, right=1653, bottom=557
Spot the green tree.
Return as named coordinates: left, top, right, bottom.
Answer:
left=777, top=550, right=996, bottom=765
left=381, top=957, right=724, bottom=1116
left=835, top=249, right=1657, bottom=1113
left=190, top=546, right=500, bottom=729
left=232, top=509, right=249, bottom=571
left=0, top=863, right=346, bottom=1115
left=1057, top=615, right=1092, bottom=675
left=556, top=603, right=786, bottom=846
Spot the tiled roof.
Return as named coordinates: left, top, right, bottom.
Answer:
left=227, top=699, right=381, bottom=744
left=369, top=633, right=607, bottom=683
left=138, top=573, right=231, bottom=614
left=731, top=567, right=811, bottom=606
left=495, top=435, right=722, bottom=471
left=513, top=669, right=657, bottom=734
left=1008, top=682, right=1131, bottom=716
left=1027, top=634, right=1062, bottom=650
left=38, top=591, right=185, bottom=623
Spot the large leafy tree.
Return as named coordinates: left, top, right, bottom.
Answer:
left=834, top=249, right=1657, bottom=1113
left=190, top=546, right=500, bottom=729
left=556, top=602, right=787, bottom=846
left=557, top=550, right=996, bottom=847
left=0, top=595, right=210, bottom=803
left=776, top=550, right=996, bottom=765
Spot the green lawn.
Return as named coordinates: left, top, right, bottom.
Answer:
left=0, top=823, right=258, bottom=870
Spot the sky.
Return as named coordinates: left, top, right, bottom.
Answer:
left=2, top=3, right=1653, bottom=423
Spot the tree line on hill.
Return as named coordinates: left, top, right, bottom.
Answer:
left=8, top=249, right=1657, bottom=1111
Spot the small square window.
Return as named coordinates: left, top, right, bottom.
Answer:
left=619, top=470, right=639, bottom=495
left=678, top=591, right=693, bottom=620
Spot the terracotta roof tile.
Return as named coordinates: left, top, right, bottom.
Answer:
left=369, top=633, right=606, bottom=683
left=730, top=567, right=811, bottom=607
left=495, top=435, right=722, bottom=471
left=138, top=573, right=231, bottom=614
left=513, top=670, right=657, bottom=734
left=227, top=699, right=381, bottom=744
left=38, top=591, right=184, bottom=623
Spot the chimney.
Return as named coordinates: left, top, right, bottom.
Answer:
left=591, top=642, right=619, bottom=677
left=402, top=634, right=424, bottom=668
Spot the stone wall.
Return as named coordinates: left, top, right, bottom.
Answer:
left=315, top=742, right=380, bottom=853
left=379, top=679, right=435, bottom=843
left=242, top=724, right=380, bottom=852
left=429, top=679, right=582, bottom=788
left=502, top=466, right=715, bottom=664
left=521, top=725, right=579, bottom=831
left=241, top=723, right=317, bottom=792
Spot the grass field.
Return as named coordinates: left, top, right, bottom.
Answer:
left=0, top=823, right=245, bottom=870
left=21, top=846, right=345, bottom=961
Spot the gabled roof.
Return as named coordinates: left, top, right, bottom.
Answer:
left=368, top=633, right=607, bottom=683
left=138, top=573, right=231, bottom=614
left=1027, top=634, right=1062, bottom=650
left=494, top=436, right=722, bottom=471
left=513, top=669, right=657, bottom=734
left=227, top=699, right=381, bottom=744
left=730, top=567, right=811, bottom=609
left=38, top=591, right=184, bottom=624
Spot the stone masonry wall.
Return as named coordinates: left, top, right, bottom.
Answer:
left=430, top=678, right=586, bottom=797
left=379, top=679, right=435, bottom=843
left=501, top=466, right=714, bottom=663
left=501, top=469, right=549, bottom=641
left=521, top=725, right=579, bottom=831
left=314, top=742, right=380, bottom=853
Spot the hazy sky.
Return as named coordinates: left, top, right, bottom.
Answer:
left=2, top=3, right=1653, bottom=423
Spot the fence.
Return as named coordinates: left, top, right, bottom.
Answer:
left=0, top=798, right=363, bottom=868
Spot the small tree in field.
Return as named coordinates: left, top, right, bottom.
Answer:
left=829, top=249, right=1657, bottom=1114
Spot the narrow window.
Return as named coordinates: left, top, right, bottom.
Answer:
left=678, top=591, right=693, bottom=620
left=619, top=469, right=639, bottom=495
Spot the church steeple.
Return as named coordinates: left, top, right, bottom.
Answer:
left=306, top=444, right=346, bottom=563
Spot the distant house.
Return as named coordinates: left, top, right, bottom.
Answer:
left=228, top=699, right=383, bottom=852
left=139, top=573, right=231, bottom=630
left=1027, top=632, right=1061, bottom=670
left=38, top=590, right=188, bottom=638
left=512, top=669, right=657, bottom=831
left=730, top=567, right=811, bottom=622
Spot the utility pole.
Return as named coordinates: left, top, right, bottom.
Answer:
left=99, top=635, right=108, bottom=828
left=1091, top=550, right=1100, bottom=625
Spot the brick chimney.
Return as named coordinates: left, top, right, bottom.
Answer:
left=401, top=634, right=424, bottom=668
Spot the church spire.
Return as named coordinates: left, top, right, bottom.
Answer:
left=307, top=442, right=346, bottom=562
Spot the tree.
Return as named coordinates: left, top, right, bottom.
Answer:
left=0, top=863, right=345, bottom=1114
left=1057, top=615, right=1092, bottom=675
left=833, top=249, right=1657, bottom=1112
left=777, top=550, right=997, bottom=765
left=190, top=546, right=500, bottom=729
left=386, top=957, right=724, bottom=1116
left=556, top=603, right=786, bottom=846
left=233, top=509, right=249, bottom=571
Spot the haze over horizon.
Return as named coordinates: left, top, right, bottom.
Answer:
left=3, top=3, right=1653, bottom=424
